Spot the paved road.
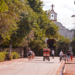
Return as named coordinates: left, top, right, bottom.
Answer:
left=0, top=57, right=61, bottom=75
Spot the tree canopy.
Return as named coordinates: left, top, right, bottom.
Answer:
left=0, top=0, right=62, bottom=57
left=0, top=0, right=27, bottom=44
left=56, top=36, right=70, bottom=55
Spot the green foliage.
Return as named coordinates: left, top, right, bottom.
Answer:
left=0, top=51, right=20, bottom=62
left=0, top=0, right=27, bottom=44
left=27, top=0, right=60, bottom=55
left=0, top=0, right=8, bottom=13
left=1, top=1, right=36, bottom=46
left=37, top=13, right=49, bottom=29
left=0, top=52, right=5, bottom=62
left=11, top=13, right=33, bottom=45
left=28, top=22, right=46, bottom=49
left=56, top=36, right=70, bottom=55
left=11, top=8, right=37, bottom=46
left=57, top=36, right=70, bottom=44
left=5, top=52, right=13, bottom=60
left=70, top=37, right=75, bottom=55
left=45, top=22, right=59, bottom=38
left=29, top=39, right=46, bottom=56
left=27, top=0, right=43, bottom=13
left=13, top=52, right=20, bottom=59
left=0, top=35, right=3, bottom=44
left=70, top=37, right=75, bottom=46
left=29, top=26, right=46, bottom=55
left=1, top=0, right=60, bottom=47
left=0, top=0, right=61, bottom=57
left=29, top=38, right=46, bottom=49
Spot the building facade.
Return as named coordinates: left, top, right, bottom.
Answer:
left=49, top=4, right=74, bottom=41
left=46, top=4, right=74, bottom=52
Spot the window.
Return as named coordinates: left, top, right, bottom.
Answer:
left=51, top=14, right=54, bottom=20
left=52, top=15, right=53, bottom=17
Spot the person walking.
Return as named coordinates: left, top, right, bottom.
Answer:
left=51, top=50, right=55, bottom=59
left=67, top=50, right=71, bottom=62
left=71, top=51, right=73, bottom=61
left=59, top=50, right=63, bottom=62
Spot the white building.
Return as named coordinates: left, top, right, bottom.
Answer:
left=45, top=4, right=74, bottom=51
left=49, top=4, right=74, bottom=41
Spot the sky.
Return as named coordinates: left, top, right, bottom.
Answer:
left=41, top=0, right=75, bottom=30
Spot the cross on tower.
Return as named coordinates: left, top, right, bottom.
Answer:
left=51, top=4, right=54, bottom=10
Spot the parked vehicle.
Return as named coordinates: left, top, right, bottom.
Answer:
left=43, top=48, right=50, bottom=61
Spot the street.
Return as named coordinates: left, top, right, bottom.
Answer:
left=0, top=57, right=61, bottom=75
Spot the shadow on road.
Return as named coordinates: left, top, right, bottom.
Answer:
left=66, top=63, right=75, bottom=64
left=35, top=60, right=44, bottom=61
left=26, top=60, right=54, bottom=64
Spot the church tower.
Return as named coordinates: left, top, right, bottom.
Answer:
left=50, top=4, right=57, bottom=21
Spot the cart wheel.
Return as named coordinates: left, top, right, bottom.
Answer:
left=43, top=57, right=45, bottom=61
left=48, top=57, right=50, bottom=61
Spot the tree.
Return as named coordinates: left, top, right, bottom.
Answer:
left=27, top=0, right=43, bottom=13
left=0, top=35, right=3, bottom=44
left=0, top=0, right=33, bottom=59
left=70, top=37, right=75, bottom=55
left=1, top=2, right=38, bottom=58
left=0, top=0, right=27, bottom=44
left=28, top=0, right=60, bottom=38
left=29, top=25, right=46, bottom=55
left=71, top=37, right=75, bottom=46
left=27, top=0, right=60, bottom=56
left=1, top=0, right=60, bottom=57
left=56, top=36, right=70, bottom=55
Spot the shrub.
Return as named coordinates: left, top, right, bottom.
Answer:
left=13, top=52, right=20, bottom=59
left=0, top=52, right=5, bottom=62
left=5, top=52, right=13, bottom=60
left=0, top=51, right=20, bottom=61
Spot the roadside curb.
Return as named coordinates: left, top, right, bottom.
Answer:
left=63, top=58, right=75, bottom=75
left=61, top=63, right=65, bottom=75
left=55, top=61, right=65, bottom=75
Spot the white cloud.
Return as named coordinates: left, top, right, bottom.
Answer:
left=41, top=0, right=75, bottom=30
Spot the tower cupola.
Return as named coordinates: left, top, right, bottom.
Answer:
left=50, top=4, right=57, bottom=21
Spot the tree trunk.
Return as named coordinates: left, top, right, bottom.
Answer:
left=21, top=48, right=24, bottom=58
left=0, top=35, right=3, bottom=45
left=25, top=47, right=28, bottom=57
left=9, top=40, right=12, bottom=60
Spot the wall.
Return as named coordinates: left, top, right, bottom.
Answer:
left=53, top=21, right=74, bottom=41
left=50, top=11, right=57, bottom=21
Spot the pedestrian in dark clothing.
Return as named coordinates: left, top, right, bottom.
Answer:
left=67, top=50, right=71, bottom=62
left=59, top=50, right=63, bottom=62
